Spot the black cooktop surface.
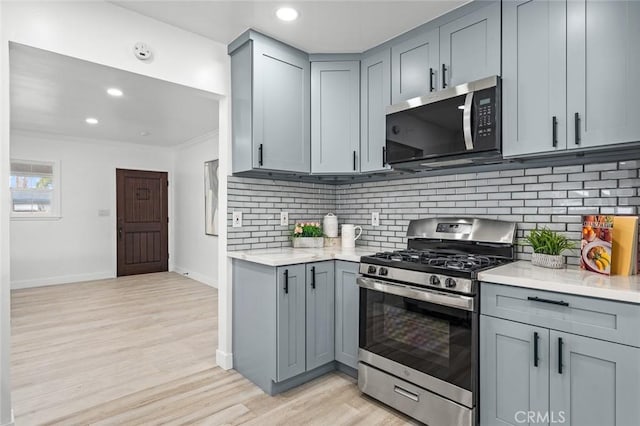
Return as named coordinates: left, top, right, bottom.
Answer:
left=361, top=249, right=513, bottom=278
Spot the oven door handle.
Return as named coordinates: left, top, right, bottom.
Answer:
left=356, top=277, right=474, bottom=311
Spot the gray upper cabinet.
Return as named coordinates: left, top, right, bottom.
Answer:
left=334, top=261, right=360, bottom=369
left=439, top=1, right=500, bottom=88
left=567, top=0, right=640, bottom=150
left=305, top=262, right=335, bottom=370
left=391, top=29, right=439, bottom=104
left=276, top=264, right=306, bottom=382
left=230, top=32, right=310, bottom=174
left=481, top=315, right=550, bottom=426
left=311, top=61, right=361, bottom=174
left=361, top=50, right=392, bottom=173
left=549, top=331, right=640, bottom=426
left=502, top=0, right=567, bottom=157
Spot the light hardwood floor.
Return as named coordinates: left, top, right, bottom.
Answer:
left=11, top=272, right=415, bottom=425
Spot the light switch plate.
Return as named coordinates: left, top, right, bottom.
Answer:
left=280, top=211, right=289, bottom=226
left=371, top=212, right=380, bottom=227
left=232, top=211, right=242, bottom=228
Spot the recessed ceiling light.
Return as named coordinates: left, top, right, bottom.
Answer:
left=107, top=88, right=123, bottom=97
left=85, top=117, right=99, bottom=125
left=276, top=7, right=299, bottom=21
left=140, top=131, right=150, bottom=136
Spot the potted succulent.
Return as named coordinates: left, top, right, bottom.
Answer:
left=291, top=222, right=324, bottom=248
left=522, top=227, right=576, bottom=269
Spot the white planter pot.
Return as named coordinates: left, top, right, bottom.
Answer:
left=292, top=237, right=324, bottom=248
left=531, top=252, right=565, bottom=269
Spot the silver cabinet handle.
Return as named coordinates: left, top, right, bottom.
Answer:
left=463, top=91, right=474, bottom=150
left=394, top=385, right=419, bottom=402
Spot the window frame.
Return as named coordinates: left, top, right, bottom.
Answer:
left=9, top=158, right=61, bottom=220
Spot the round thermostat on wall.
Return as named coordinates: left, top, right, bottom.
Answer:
left=133, top=42, right=152, bottom=61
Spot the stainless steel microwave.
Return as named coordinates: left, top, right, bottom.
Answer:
left=385, top=76, right=501, bottom=169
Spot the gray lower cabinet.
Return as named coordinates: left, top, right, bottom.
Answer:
left=276, top=264, right=306, bottom=381
left=334, top=261, right=360, bottom=369
left=439, top=1, right=500, bottom=88
left=233, top=259, right=341, bottom=394
left=481, top=282, right=640, bottom=426
left=502, top=0, right=567, bottom=157
left=311, top=61, right=360, bottom=174
left=305, top=261, right=335, bottom=370
left=361, top=49, right=392, bottom=173
left=480, top=316, right=549, bottom=426
left=230, top=31, right=310, bottom=174
left=549, top=331, right=640, bottom=426
left=391, top=29, right=439, bottom=104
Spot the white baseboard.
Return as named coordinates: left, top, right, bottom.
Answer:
left=11, top=271, right=114, bottom=289
left=1, top=409, right=15, bottom=426
left=172, top=266, right=217, bottom=288
left=216, top=349, right=233, bottom=370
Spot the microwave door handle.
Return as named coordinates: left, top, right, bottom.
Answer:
left=463, top=91, right=474, bottom=151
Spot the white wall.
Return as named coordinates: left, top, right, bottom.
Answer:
left=9, top=131, right=175, bottom=288
left=0, top=3, right=232, bottom=417
left=0, top=0, right=13, bottom=421
left=173, top=132, right=219, bottom=287
left=3, top=1, right=228, bottom=96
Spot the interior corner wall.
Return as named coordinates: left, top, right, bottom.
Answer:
left=173, top=132, right=220, bottom=287
left=9, top=132, right=175, bottom=289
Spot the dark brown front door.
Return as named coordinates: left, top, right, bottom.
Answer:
left=116, top=169, right=168, bottom=276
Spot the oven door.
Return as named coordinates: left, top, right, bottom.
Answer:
left=357, top=276, right=477, bottom=407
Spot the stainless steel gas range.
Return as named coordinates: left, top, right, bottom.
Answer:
left=357, top=217, right=516, bottom=426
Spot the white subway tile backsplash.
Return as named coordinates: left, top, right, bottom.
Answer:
left=228, top=160, right=640, bottom=264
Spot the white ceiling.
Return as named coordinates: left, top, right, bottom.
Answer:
left=9, top=43, right=219, bottom=147
left=111, top=1, right=469, bottom=53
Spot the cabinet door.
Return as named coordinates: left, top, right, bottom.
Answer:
left=502, top=0, right=567, bottom=157
left=334, top=261, right=359, bottom=369
left=311, top=61, right=360, bottom=174
left=439, top=1, right=500, bottom=88
left=305, top=261, right=335, bottom=370
left=253, top=40, right=310, bottom=173
left=550, top=331, right=640, bottom=426
left=361, top=50, right=392, bottom=173
left=276, top=264, right=306, bottom=381
left=567, top=0, right=640, bottom=149
left=391, top=29, right=439, bottom=104
left=481, top=316, right=549, bottom=426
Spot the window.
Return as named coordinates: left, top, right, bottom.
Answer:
left=10, top=159, right=60, bottom=219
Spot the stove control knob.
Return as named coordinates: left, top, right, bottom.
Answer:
left=445, top=278, right=457, bottom=288
left=429, top=275, right=441, bottom=286
left=378, top=267, right=388, bottom=276
left=367, top=265, right=377, bottom=274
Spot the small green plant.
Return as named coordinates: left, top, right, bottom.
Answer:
left=522, top=227, right=575, bottom=256
left=291, top=222, right=323, bottom=238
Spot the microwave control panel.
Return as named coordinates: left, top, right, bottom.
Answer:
left=476, top=96, right=494, bottom=139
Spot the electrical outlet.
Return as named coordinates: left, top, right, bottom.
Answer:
left=280, top=211, right=289, bottom=226
left=371, top=212, right=380, bottom=227
left=232, top=211, right=242, bottom=228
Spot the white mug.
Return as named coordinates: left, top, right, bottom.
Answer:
left=341, top=224, right=362, bottom=248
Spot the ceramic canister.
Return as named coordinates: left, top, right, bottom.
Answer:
left=323, top=213, right=338, bottom=238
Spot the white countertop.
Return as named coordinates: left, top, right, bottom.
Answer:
left=227, top=246, right=387, bottom=266
left=478, top=260, right=640, bottom=304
